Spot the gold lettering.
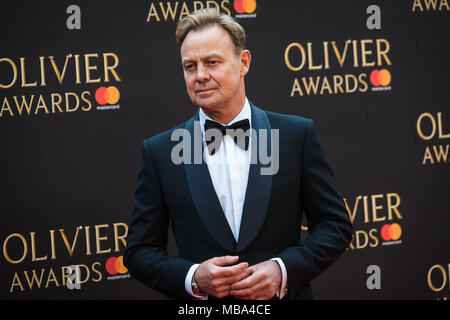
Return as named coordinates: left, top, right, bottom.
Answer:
left=290, top=78, right=303, bottom=97
left=85, top=53, right=101, bottom=83
left=51, top=93, right=64, bottom=113
left=0, top=57, right=18, bottom=88
left=159, top=2, right=179, bottom=21
left=91, top=262, right=103, bottom=282
left=10, top=273, right=24, bottom=292
left=95, top=224, right=111, bottom=254
left=1, top=97, right=14, bottom=117
left=85, top=226, right=92, bottom=255
left=179, top=2, right=190, bottom=19
left=376, top=39, right=392, bottom=66
left=23, top=269, right=45, bottom=289
left=284, top=43, right=306, bottom=71
left=352, top=40, right=359, bottom=67
left=59, top=226, right=82, bottom=257
left=323, top=41, right=330, bottom=69
left=363, top=195, right=370, bottom=223
left=345, top=74, right=358, bottom=93
left=3, top=233, right=28, bottom=264
left=146, top=3, right=160, bottom=22
left=74, top=54, right=81, bottom=84
left=113, top=223, right=128, bottom=252
left=331, top=40, right=351, bottom=68
left=437, top=112, right=450, bottom=138
left=369, top=229, right=379, bottom=248
left=360, top=39, right=375, bottom=67
left=371, top=194, right=385, bottom=222
left=333, top=75, right=344, bottom=94
left=20, top=57, right=37, bottom=87
left=320, top=76, right=333, bottom=95
left=34, top=94, right=50, bottom=115
left=386, top=193, right=403, bottom=220
left=439, top=0, right=450, bottom=10
left=81, top=91, right=92, bottom=111
left=427, top=264, right=447, bottom=292
left=433, top=145, right=449, bottom=163
left=221, top=0, right=231, bottom=15
left=302, top=76, right=320, bottom=95
left=49, top=54, right=72, bottom=85
left=65, top=92, right=80, bottom=112
left=39, top=56, right=46, bottom=86
left=13, top=95, right=34, bottom=115
left=412, top=0, right=424, bottom=11
left=307, top=42, right=322, bottom=70
left=49, top=229, right=57, bottom=259
left=30, top=232, right=48, bottom=262
left=45, top=268, right=60, bottom=288
left=358, top=73, right=368, bottom=92
left=103, top=53, right=121, bottom=82
left=417, top=112, right=436, bottom=140
left=423, top=146, right=435, bottom=165
left=424, top=0, right=438, bottom=10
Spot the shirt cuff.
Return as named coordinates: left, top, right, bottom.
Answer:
left=270, top=257, right=288, bottom=299
left=185, top=263, right=208, bottom=300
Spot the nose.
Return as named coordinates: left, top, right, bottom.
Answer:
left=196, top=64, right=210, bottom=83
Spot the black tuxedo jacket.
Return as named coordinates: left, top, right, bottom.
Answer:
left=124, top=102, right=353, bottom=300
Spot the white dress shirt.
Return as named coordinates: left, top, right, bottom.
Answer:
left=184, top=98, right=288, bottom=299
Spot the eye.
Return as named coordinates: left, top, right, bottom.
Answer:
left=184, top=63, right=196, bottom=71
left=208, top=60, right=218, bottom=66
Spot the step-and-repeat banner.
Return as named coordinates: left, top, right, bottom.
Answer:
left=1, top=1, right=449, bottom=300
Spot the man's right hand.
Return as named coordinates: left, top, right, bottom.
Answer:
left=194, top=256, right=253, bottom=298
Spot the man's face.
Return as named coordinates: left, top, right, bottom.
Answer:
left=180, top=25, right=250, bottom=115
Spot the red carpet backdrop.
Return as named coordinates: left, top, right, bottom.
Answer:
left=0, top=0, right=449, bottom=299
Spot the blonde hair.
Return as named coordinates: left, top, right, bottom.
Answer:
left=176, top=8, right=247, bottom=55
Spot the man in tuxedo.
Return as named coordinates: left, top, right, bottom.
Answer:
left=124, top=9, right=353, bottom=300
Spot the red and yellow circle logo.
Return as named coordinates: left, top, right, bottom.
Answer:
left=234, top=0, right=257, bottom=14
left=105, top=256, right=128, bottom=275
left=370, top=69, right=391, bottom=87
left=95, top=86, right=120, bottom=105
left=380, top=223, right=402, bottom=241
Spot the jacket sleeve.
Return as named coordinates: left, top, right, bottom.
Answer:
left=123, top=139, right=194, bottom=299
left=277, top=119, right=353, bottom=299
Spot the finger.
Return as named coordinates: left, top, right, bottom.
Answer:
left=214, top=265, right=253, bottom=287
left=212, top=262, right=249, bottom=278
left=211, top=255, right=239, bottom=267
left=230, top=269, right=260, bottom=290
left=230, top=280, right=267, bottom=299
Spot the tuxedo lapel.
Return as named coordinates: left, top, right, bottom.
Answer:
left=236, top=104, right=273, bottom=252
left=183, top=113, right=237, bottom=252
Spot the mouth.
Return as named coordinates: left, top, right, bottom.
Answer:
left=195, top=88, right=216, bottom=94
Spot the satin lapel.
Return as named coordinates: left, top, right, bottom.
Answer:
left=237, top=104, right=273, bottom=252
left=183, top=113, right=237, bottom=252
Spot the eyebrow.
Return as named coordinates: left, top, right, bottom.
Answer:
left=182, top=53, right=224, bottom=65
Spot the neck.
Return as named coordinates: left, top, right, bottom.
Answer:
left=202, top=95, right=246, bottom=125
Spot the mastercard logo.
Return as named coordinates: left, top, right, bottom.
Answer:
left=370, top=69, right=391, bottom=87
left=95, top=86, right=120, bottom=105
left=234, top=0, right=257, bottom=14
left=380, top=223, right=402, bottom=241
left=105, top=256, right=128, bottom=275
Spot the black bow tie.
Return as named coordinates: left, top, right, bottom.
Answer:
left=204, top=118, right=250, bottom=155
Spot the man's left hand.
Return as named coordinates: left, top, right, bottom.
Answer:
left=229, top=260, right=281, bottom=300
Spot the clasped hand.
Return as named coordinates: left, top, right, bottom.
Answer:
left=194, top=255, right=282, bottom=300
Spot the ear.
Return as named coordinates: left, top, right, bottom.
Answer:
left=240, top=50, right=251, bottom=76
